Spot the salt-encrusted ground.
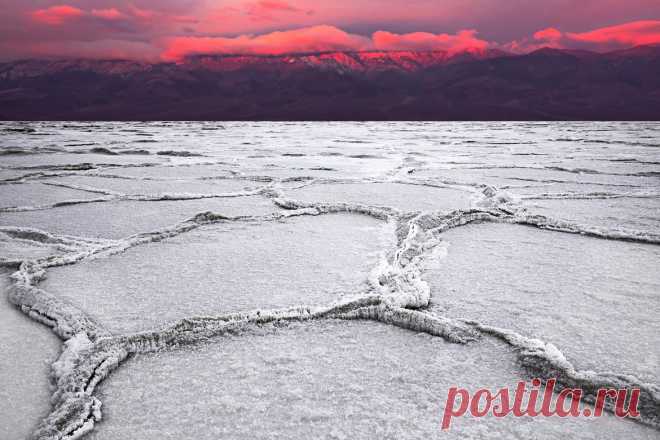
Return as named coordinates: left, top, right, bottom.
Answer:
left=0, top=122, right=658, bottom=439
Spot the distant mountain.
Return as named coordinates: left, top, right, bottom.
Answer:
left=180, top=49, right=509, bottom=74
left=1, top=46, right=659, bottom=120
left=0, top=49, right=506, bottom=79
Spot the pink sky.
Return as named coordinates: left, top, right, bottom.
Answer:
left=1, top=1, right=659, bottom=61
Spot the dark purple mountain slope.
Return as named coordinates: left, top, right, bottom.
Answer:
left=0, top=46, right=659, bottom=120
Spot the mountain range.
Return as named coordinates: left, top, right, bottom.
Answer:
left=1, top=46, right=659, bottom=120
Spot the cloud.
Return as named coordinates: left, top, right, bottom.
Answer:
left=127, top=5, right=157, bottom=21
left=11, top=1, right=660, bottom=63
left=90, top=8, right=124, bottom=20
left=30, top=5, right=84, bottom=25
left=508, top=21, right=660, bottom=53
left=31, top=5, right=128, bottom=26
left=245, top=0, right=300, bottom=22
left=566, top=20, right=660, bottom=46
left=161, top=20, right=660, bottom=62
left=500, top=27, right=565, bottom=52
left=162, top=26, right=492, bottom=60
left=534, top=27, right=562, bottom=41
left=205, top=1, right=315, bottom=25
left=248, top=0, right=315, bottom=17
left=253, top=0, right=301, bottom=13
left=162, top=25, right=371, bottom=60
left=120, top=6, right=199, bottom=27
left=372, top=30, right=489, bottom=53
left=27, top=3, right=199, bottom=36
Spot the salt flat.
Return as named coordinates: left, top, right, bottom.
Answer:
left=41, top=214, right=390, bottom=334
left=0, top=121, right=658, bottom=439
left=0, top=271, right=60, bottom=440
left=425, top=223, right=660, bottom=382
left=89, top=321, right=658, bottom=440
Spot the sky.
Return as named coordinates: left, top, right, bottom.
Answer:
left=1, top=1, right=659, bottom=61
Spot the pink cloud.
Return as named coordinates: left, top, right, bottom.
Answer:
left=91, top=8, right=124, bottom=20
left=508, top=21, right=660, bottom=53
left=245, top=1, right=314, bottom=23
left=162, top=25, right=371, bottom=60
left=255, top=1, right=300, bottom=12
left=372, top=30, right=489, bottom=53
left=162, top=26, right=493, bottom=60
left=534, top=27, right=562, bottom=41
left=30, top=5, right=84, bottom=25
left=28, top=4, right=198, bottom=32
left=12, top=2, right=660, bottom=63
left=504, top=27, right=566, bottom=53
left=567, top=20, right=660, bottom=46
left=127, top=5, right=157, bottom=20
left=123, top=6, right=198, bottom=26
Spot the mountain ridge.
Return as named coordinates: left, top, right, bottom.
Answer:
left=0, top=48, right=509, bottom=78
left=1, top=45, right=659, bottom=120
